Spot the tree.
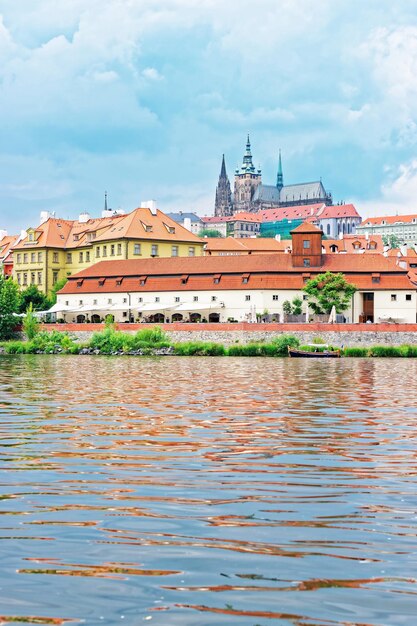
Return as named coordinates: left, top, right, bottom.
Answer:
left=382, top=234, right=401, bottom=249
left=23, top=303, right=39, bottom=340
left=0, top=276, right=20, bottom=340
left=48, top=278, right=67, bottom=305
left=19, top=284, right=50, bottom=313
left=199, top=229, right=224, bottom=238
left=282, top=300, right=292, bottom=316
left=303, top=272, right=356, bottom=314
left=291, top=297, right=303, bottom=315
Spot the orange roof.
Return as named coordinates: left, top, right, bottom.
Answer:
left=361, top=214, right=417, bottom=226
left=228, top=212, right=262, bottom=223
left=260, top=203, right=325, bottom=222
left=290, top=222, right=323, bottom=234
left=60, top=252, right=414, bottom=296
left=318, top=204, right=361, bottom=219
left=0, top=234, right=19, bottom=260
left=13, top=207, right=203, bottom=250
left=204, top=237, right=289, bottom=254
left=322, top=235, right=384, bottom=254
left=204, top=237, right=247, bottom=252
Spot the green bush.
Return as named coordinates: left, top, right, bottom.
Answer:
left=271, top=334, right=300, bottom=356
left=398, top=345, right=417, bottom=357
left=368, top=345, right=404, bottom=357
left=173, top=341, right=225, bottom=356
left=134, top=326, right=169, bottom=345
left=343, top=347, right=369, bottom=357
left=23, top=303, right=40, bottom=340
left=4, top=341, right=27, bottom=354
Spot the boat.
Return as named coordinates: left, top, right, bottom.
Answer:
left=288, top=345, right=341, bottom=358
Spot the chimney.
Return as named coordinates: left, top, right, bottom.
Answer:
left=79, top=212, right=90, bottom=223
left=183, top=217, right=192, bottom=232
left=274, top=234, right=281, bottom=241
left=39, top=211, right=50, bottom=225
left=102, top=209, right=113, bottom=218
left=141, top=200, right=157, bottom=216
left=0, top=229, right=7, bottom=240
left=400, top=244, right=407, bottom=257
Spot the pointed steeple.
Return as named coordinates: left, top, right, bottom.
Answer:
left=214, top=154, right=233, bottom=217
left=220, top=154, right=227, bottom=179
left=276, top=150, right=284, bottom=192
left=239, top=134, right=257, bottom=174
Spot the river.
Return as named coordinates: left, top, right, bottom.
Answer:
left=0, top=355, right=417, bottom=625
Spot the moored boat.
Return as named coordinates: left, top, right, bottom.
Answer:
left=288, top=345, right=341, bottom=358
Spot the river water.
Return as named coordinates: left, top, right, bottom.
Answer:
left=1, top=356, right=417, bottom=625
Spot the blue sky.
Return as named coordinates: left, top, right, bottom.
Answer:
left=1, top=0, right=417, bottom=233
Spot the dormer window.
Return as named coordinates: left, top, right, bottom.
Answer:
left=141, top=222, right=153, bottom=232
left=73, top=234, right=79, bottom=241
left=28, top=232, right=34, bottom=242
left=181, top=274, right=189, bottom=284
left=139, top=276, right=147, bottom=286
left=164, top=223, right=175, bottom=234
left=77, top=279, right=84, bottom=288
left=98, top=278, right=106, bottom=286
left=116, top=277, right=123, bottom=286
left=242, top=273, right=250, bottom=284
left=213, top=274, right=221, bottom=284
left=372, top=273, right=380, bottom=283
left=369, top=241, right=377, bottom=250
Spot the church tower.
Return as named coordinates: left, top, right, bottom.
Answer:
left=233, top=135, right=262, bottom=213
left=276, top=150, right=284, bottom=192
left=214, top=154, right=233, bottom=217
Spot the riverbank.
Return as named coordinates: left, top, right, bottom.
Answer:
left=26, top=321, right=417, bottom=347
left=2, top=327, right=417, bottom=357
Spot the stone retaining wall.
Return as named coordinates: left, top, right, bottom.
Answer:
left=38, top=322, right=417, bottom=347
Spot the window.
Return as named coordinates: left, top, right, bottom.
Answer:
left=188, top=247, right=195, bottom=257
left=110, top=245, right=115, bottom=256
left=73, top=234, right=79, bottom=241
left=155, top=296, right=160, bottom=302
left=134, top=243, right=141, bottom=255
left=102, top=246, right=107, bottom=257
left=372, top=276, right=380, bottom=284
left=391, top=294, right=397, bottom=301
left=38, top=252, right=42, bottom=262
left=52, top=271, right=59, bottom=285
left=108, top=298, right=112, bottom=304
left=175, top=297, right=180, bottom=302
left=17, top=273, right=21, bottom=285
left=303, top=295, right=307, bottom=301
left=151, top=244, right=158, bottom=256
left=171, top=245, right=179, bottom=257
left=406, top=294, right=412, bottom=301
left=117, top=244, right=122, bottom=255
left=96, top=247, right=100, bottom=258
left=93, top=299, right=97, bottom=305
left=303, top=240, right=310, bottom=249
left=123, top=298, right=127, bottom=304
left=23, top=273, right=28, bottom=285
left=303, top=258, right=310, bottom=267
left=17, top=253, right=21, bottom=264
left=28, top=233, right=34, bottom=242
left=31, top=253, right=35, bottom=263
left=53, top=252, right=59, bottom=263
left=65, top=301, right=69, bottom=306
left=138, top=297, right=143, bottom=303
left=37, top=272, right=42, bottom=285
left=211, top=296, right=217, bottom=302
left=79, top=300, right=83, bottom=306
left=272, top=295, right=279, bottom=301
left=23, top=253, right=28, bottom=263
left=327, top=224, right=330, bottom=235
left=245, top=295, right=251, bottom=301
left=31, top=272, right=35, bottom=284
left=193, top=296, right=198, bottom=302
left=66, top=253, right=72, bottom=263
left=79, top=252, right=84, bottom=263
left=86, top=251, right=90, bottom=262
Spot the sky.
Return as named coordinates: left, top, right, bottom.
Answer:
left=1, top=0, right=417, bottom=233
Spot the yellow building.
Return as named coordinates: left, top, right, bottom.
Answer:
left=12, top=205, right=205, bottom=294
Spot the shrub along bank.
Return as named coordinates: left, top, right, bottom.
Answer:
left=1, top=327, right=417, bottom=357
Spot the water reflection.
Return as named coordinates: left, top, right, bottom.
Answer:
left=1, top=356, right=417, bottom=625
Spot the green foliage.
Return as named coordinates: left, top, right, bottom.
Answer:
left=282, top=300, right=292, bottom=315
left=343, top=347, right=369, bottom=357
left=303, top=271, right=356, bottom=314
left=3, top=330, right=79, bottom=354
left=23, top=303, right=40, bottom=340
left=19, top=285, right=50, bottom=313
left=291, top=297, right=302, bottom=315
left=48, top=278, right=67, bottom=305
left=0, top=276, right=20, bottom=340
left=199, top=229, right=224, bottom=238
left=382, top=234, right=401, bottom=249
left=134, top=326, right=169, bottom=344
left=311, top=336, right=326, bottom=344
left=368, top=345, right=405, bottom=357
left=271, top=334, right=300, bottom=355
left=174, top=341, right=226, bottom=356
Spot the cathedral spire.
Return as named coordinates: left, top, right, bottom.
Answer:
left=239, top=134, right=257, bottom=174
left=276, top=150, right=284, bottom=191
left=214, top=154, right=233, bottom=217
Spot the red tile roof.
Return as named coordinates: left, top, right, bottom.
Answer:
left=260, top=203, right=325, bottom=222
left=361, top=214, right=417, bottom=226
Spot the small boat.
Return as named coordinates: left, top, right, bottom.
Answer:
left=288, top=345, right=341, bottom=358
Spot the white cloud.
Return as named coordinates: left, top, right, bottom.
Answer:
left=355, top=159, right=417, bottom=217
left=142, top=67, right=163, bottom=81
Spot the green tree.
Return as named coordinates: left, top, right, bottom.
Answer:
left=19, top=284, right=50, bottom=313
left=48, top=278, right=67, bottom=305
left=199, top=229, right=224, bottom=238
left=382, top=234, right=401, bottom=249
left=0, top=276, right=20, bottom=340
left=282, top=300, right=292, bottom=316
left=23, top=302, right=40, bottom=340
left=303, top=271, right=356, bottom=314
left=291, top=297, right=303, bottom=315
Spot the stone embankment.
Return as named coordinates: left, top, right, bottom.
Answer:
left=38, top=322, right=417, bottom=347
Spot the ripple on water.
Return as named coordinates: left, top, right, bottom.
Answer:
left=1, top=355, right=417, bottom=625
